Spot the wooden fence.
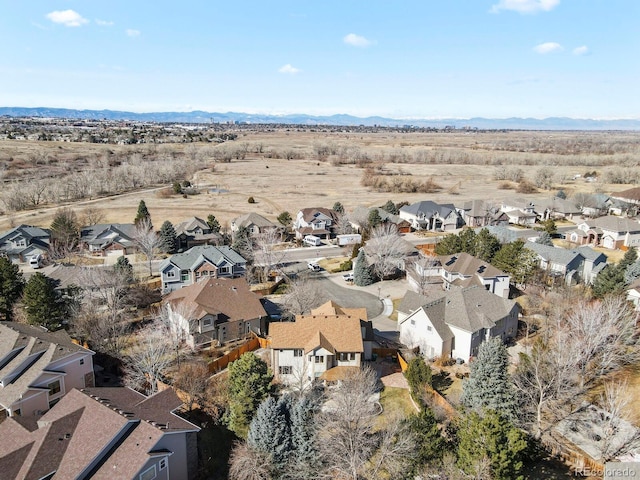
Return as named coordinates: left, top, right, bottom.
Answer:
left=207, top=337, right=261, bottom=374
left=372, top=347, right=398, bottom=358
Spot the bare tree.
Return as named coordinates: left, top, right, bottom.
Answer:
left=134, top=218, right=161, bottom=277
left=228, top=442, right=272, bottom=480
left=367, top=223, right=410, bottom=280
left=279, top=277, right=327, bottom=319
left=366, top=414, right=418, bottom=480
left=123, top=320, right=174, bottom=395
left=156, top=301, right=198, bottom=358
left=598, top=378, right=632, bottom=460
left=334, top=212, right=354, bottom=235
left=253, top=227, right=285, bottom=282
left=173, top=361, right=210, bottom=412
left=81, top=206, right=105, bottom=226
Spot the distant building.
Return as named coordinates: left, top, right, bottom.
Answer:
left=399, top=201, right=462, bottom=232
left=0, top=224, right=50, bottom=263
left=294, top=207, right=339, bottom=240
left=174, top=216, right=221, bottom=251
left=79, top=223, right=137, bottom=257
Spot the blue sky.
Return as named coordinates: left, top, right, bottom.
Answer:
left=0, top=0, right=638, bottom=118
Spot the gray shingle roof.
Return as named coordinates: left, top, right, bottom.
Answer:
left=400, top=201, right=456, bottom=219
left=525, top=241, right=583, bottom=266
left=160, top=245, right=246, bottom=271
left=232, top=212, right=277, bottom=229
left=438, top=252, right=507, bottom=279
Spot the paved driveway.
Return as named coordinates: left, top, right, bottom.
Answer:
left=314, top=274, right=384, bottom=319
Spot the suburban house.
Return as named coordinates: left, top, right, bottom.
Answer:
left=294, top=207, right=339, bottom=240
left=269, top=301, right=374, bottom=387
left=164, top=277, right=267, bottom=349
left=610, top=186, right=640, bottom=206
left=461, top=200, right=509, bottom=228
left=231, top=212, right=280, bottom=235
left=627, top=278, right=640, bottom=310
left=569, top=216, right=640, bottom=250
left=174, top=216, right=221, bottom=251
left=349, top=206, right=412, bottom=233
left=0, top=322, right=94, bottom=419
left=399, top=201, right=463, bottom=232
left=438, top=252, right=510, bottom=298
left=525, top=242, right=608, bottom=285
left=535, top=196, right=583, bottom=220
left=0, top=224, right=50, bottom=263
left=398, top=286, right=519, bottom=361
left=499, top=198, right=538, bottom=226
left=79, top=223, right=137, bottom=256
left=0, top=387, right=200, bottom=480
left=158, top=245, right=247, bottom=293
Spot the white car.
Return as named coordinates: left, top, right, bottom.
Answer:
left=308, top=262, right=321, bottom=272
left=343, top=272, right=354, bottom=282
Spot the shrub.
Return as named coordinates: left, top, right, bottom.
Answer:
left=339, top=260, right=352, bottom=271
left=498, top=181, right=513, bottom=190
left=248, top=196, right=256, bottom=204
left=516, top=180, right=537, bottom=194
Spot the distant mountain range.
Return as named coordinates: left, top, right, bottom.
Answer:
left=1, top=107, right=639, bottom=130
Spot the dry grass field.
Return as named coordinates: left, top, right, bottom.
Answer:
left=1, top=129, right=639, bottom=231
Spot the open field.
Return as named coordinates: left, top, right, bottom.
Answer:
left=1, top=129, right=640, bottom=231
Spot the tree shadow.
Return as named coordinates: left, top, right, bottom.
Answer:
left=431, top=371, right=453, bottom=392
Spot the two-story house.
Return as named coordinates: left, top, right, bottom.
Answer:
left=79, top=223, right=137, bottom=256
left=174, top=216, right=221, bottom=251
left=0, top=224, right=50, bottom=263
left=499, top=198, right=538, bottom=226
left=398, top=286, right=519, bottom=361
left=164, top=277, right=267, bottom=348
left=525, top=241, right=608, bottom=285
left=294, top=207, right=339, bottom=240
left=231, top=212, right=280, bottom=236
left=158, top=245, right=247, bottom=293
left=0, top=322, right=94, bottom=419
left=0, top=387, right=200, bottom=479
left=349, top=206, right=412, bottom=233
left=270, top=301, right=374, bottom=387
left=569, top=216, right=640, bottom=250
left=461, top=200, right=509, bottom=228
left=399, top=201, right=463, bottom=232
left=438, top=252, right=511, bottom=298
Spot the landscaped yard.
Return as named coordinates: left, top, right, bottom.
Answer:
left=375, top=387, right=418, bottom=429
left=317, top=256, right=350, bottom=273
left=387, top=298, right=403, bottom=321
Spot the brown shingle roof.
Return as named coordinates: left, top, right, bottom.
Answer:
left=164, top=277, right=266, bottom=321
left=438, top=252, right=507, bottom=279
left=270, top=314, right=364, bottom=353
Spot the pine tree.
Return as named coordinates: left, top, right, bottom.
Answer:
left=458, top=228, right=477, bottom=255
left=50, top=208, right=80, bottom=254
left=368, top=208, right=383, bottom=229
left=114, top=255, right=134, bottom=284
left=474, top=228, right=501, bottom=262
left=461, top=337, right=516, bottom=420
left=247, top=396, right=293, bottom=471
left=289, top=395, right=321, bottom=478
left=434, top=233, right=463, bottom=256
left=492, top=239, right=538, bottom=285
left=381, top=200, right=399, bottom=215
left=134, top=200, right=151, bottom=227
left=332, top=202, right=344, bottom=215
left=0, top=256, right=24, bottom=321
left=22, top=272, right=65, bottom=330
left=536, top=231, right=554, bottom=246
left=619, top=247, right=638, bottom=271
left=206, top=214, right=221, bottom=233
left=592, top=264, right=625, bottom=298
left=406, top=408, right=445, bottom=469
left=277, top=211, right=292, bottom=227
left=228, top=352, right=273, bottom=438
left=232, top=225, right=254, bottom=262
left=405, top=357, right=432, bottom=403
left=541, top=218, right=557, bottom=235
left=158, top=220, right=177, bottom=253
left=354, top=249, right=374, bottom=286
left=457, top=410, right=527, bottom=480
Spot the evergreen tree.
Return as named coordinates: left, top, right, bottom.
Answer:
left=247, top=396, right=293, bottom=471
left=405, top=357, right=432, bottom=403
left=354, top=249, right=374, bottom=286
left=206, top=214, right=221, bottom=233
left=556, top=189, right=567, bottom=199
left=457, top=410, right=528, bottom=480
left=540, top=218, right=557, bottom=235
left=458, top=228, right=477, bottom=255
left=434, top=233, right=463, bottom=256
left=492, top=239, right=538, bottom=285
left=114, top=255, right=134, bottom=284
left=406, top=408, right=445, bottom=470
left=158, top=220, right=177, bottom=253
left=0, top=256, right=24, bottom=321
left=332, top=202, right=344, bottom=215
left=228, top=352, right=273, bottom=438
left=619, top=247, right=638, bottom=271
left=232, top=225, right=254, bottom=262
left=368, top=208, right=383, bottom=229
left=381, top=200, right=399, bottom=215
left=277, top=211, right=292, bottom=227
left=22, top=273, right=65, bottom=330
left=289, top=395, right=321, bottom=477
left=474, top=228, right=501, bottom=262
left=535, top=231, right=554, bottom=246
left=461, top=337, right=516, bottom=420
left=134, top=200, right=151, bottom=227
left=592, top=264, right=625, bottom=298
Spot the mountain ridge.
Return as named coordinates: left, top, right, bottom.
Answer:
left=1, top=107, right=639, bottom=130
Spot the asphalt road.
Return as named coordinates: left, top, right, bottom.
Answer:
left=312, top=273, right=384, bottom=320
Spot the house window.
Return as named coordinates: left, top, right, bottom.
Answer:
left=80, top=358, right=84, bottom=365
left=279, top=366, right=292, bottom=375
left=166, top=271, right=175, bottom=278
left=338, top=353, right=348, bottom=361
left=139, top=465, right=157, bottom=480
left=426, top=326, right=432, bottom=332
left=159, top=458, right=167, bottom=470
left=219, top=266, right=229, bottom=274
left=410, top=319, right=415, bottom=325
left=349, top=353, right=355, bottom=361
left=203, top=318, right=212, bottom=327
left=314, top=355, right=324, bottom=363
left=48, top=380, right=61, bottom=396
left=180, top=271, right=190, bottom=282
left=195, top=271, right=201, bottom=278
left=293, top=349, right=303, bottom=357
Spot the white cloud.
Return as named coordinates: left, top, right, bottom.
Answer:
left=573, top=45, right=589, bottom=55
left=96, top=19, right=114, bottom=27
left=343, top=33, right=373, bottom=47
left=278, top=64, right=300, bottom=74
left=533, top=42, right=563, bottom=54
left=46, top=10, right=89, bottom=27
left=491, top=0, right=560, bottom=14
left=126, top=29, right=141, bottom=37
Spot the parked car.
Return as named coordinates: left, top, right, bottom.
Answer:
left=343, top=272, right=354, bottom=282
left=308, top=262, right=321, bottom=272
left=29, top=254, right=43, bottom=269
